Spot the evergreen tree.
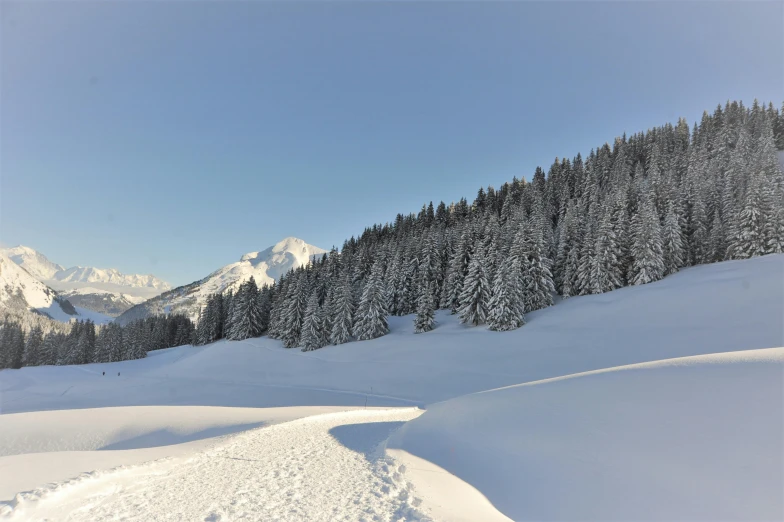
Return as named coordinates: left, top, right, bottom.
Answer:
left=662, top=200, right=685, bottom=275
left=629, top=189, right=665, bottom=285
left=413, top=283, right=436, bottom=333
left=22, top=326, right=43, bottom=366
left=281, top=276, right=309, bottom=348
left=354, top=260, right=390, bottom=341
left=329, top=275, right=355, bottom=345
left=301, top=291, right=329, bottom=351
left=487, top=256, right=525, bottom=331
left=458, top=249, right=490, bottom=326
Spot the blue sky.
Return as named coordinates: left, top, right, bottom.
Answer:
left=2, top=1, right=781, bottom=286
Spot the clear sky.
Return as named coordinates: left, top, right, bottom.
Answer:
left=1, top=1, right=782, bottom=287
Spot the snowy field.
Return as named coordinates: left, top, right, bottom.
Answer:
left=0, top=255, right=782, bottom=520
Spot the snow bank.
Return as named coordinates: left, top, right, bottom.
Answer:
left=389, top=348, right=784, bottom=521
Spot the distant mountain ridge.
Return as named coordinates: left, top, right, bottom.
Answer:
left=1, top=245, right=171, bottom=318
left=2, top=246, right=170, bottom=290
left=117, top=237, right=326, bottom=324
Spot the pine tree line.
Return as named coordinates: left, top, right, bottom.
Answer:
left=188, top=100, right=784, bottom=351
left=0, top=314, right=195, bottom=369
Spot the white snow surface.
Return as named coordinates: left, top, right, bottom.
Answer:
left=389, top=348, right=784, bottom=521
left=1, top=254, right=782, bottom=520
left=71, top=306, right=114, bottom=325
left=0, top=253, right=74, bottom=321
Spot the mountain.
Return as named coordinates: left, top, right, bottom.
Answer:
left=3, top=246, right=65, bottom=280
left=51, top=266, right=169, bottom=290
left=57, top=287, right=147, bottom=317
left=0, top=246, right=171, bottom=318
left=0, top=252, right=77, bottom=322
left=117, top=237, right=326, bottom=324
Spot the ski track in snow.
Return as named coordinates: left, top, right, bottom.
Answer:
left=3, top=408, right=432, bottom=522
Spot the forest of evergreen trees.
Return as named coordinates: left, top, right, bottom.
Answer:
left=0, top=313, right=194, bottom=370
left=195, top=100, right=784, bottom=350
left=2, top=99, right=783, bottom=368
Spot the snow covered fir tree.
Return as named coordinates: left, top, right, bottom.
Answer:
left=2, top=99, right=784, bottom=366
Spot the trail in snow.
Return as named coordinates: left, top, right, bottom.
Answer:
left=4, top=408, right=432, bottom=522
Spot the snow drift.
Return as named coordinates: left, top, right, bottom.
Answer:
left=389, top=348, right=784, bottom=521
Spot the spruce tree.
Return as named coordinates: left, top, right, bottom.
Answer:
left=23, top=326, right=43, bottom=367
left=413, top=283, right=436, bottom=333
left=301, top=291, right=328, bottom=351
left=629, top=190, right=665, bottom=285
left=487, top=255, right=525, bottom=331
left=662, top=200, right=685, bottom=275
left=329, top=275, right=355, bottom=345
left=354, top=260, right=390, bottom=341
left=458, top=249, right=490, bottom=326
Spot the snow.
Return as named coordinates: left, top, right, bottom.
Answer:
left=1, top=254, right=782, bottom=520
left=71, top=306, right=114, bottom=325
left=0, top=405, right=377, bottom=501
left=117, top=237, right=327, bottom=323
left=51, top=266, right=169, bottom=290
left=2, top=408, right=431, bottom=521
left=201, top=237, right=327, bottom=297
left=0, top=253, right=74, bottom=321
left=389, top=349, right=784, bottom=521
left=0, top=246, right=63, bottom=280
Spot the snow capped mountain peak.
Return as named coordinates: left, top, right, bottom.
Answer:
left=3, top=245, right=65, bottom=280
left=0, top=246, right=170, bottom=291
left=117, top=238, right=327, bottom=323
left=0, top=252, right=76, bottom=321
left=203, top=237, right=327, bottom=295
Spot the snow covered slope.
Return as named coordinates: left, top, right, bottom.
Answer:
left=1, top=255, right=782, bottom=520
left=389, top=349, right=784, bottom=521
left=1, top=246, right=170, bottom=318
left=2, top=246, right=64, bottom=281
left=117, top=237, right=326, bottom=324
left=56, top=287, right=145, bottom=318
left=0, top=253, right=76, bottom=322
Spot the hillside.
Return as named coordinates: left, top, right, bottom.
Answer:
left=1, top=254, right=782, bottom=520
left=116, top=237, right=326, bottom=324
left=1, top=246, right=170, bottom=319
left=0, top=253, right=76, bottom=323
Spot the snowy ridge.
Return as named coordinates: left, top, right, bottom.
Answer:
left=1, top=246, right=169, bottom=290
left=2, top=246, right=64, bottom=281
left=51, top=266, right=169, bottom=290
left=116, top=237, right=326, bottom=324
left=0, top=245, right=171, bottom=320
left=0, top=253, right=76, bottom=322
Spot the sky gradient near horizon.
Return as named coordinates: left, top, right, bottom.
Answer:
left=2, top=1, right=782, bottom=286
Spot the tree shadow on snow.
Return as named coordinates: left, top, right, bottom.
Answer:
left=328, top=421, right=405, bottom=462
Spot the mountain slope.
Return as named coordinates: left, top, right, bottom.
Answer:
left=2, top=246, right=64, bottom=280
left=0, top=253, right=76, bottom=322
left=1, top=246, right=171, bottom=318
left=116, top=237, right=327, bottom=324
